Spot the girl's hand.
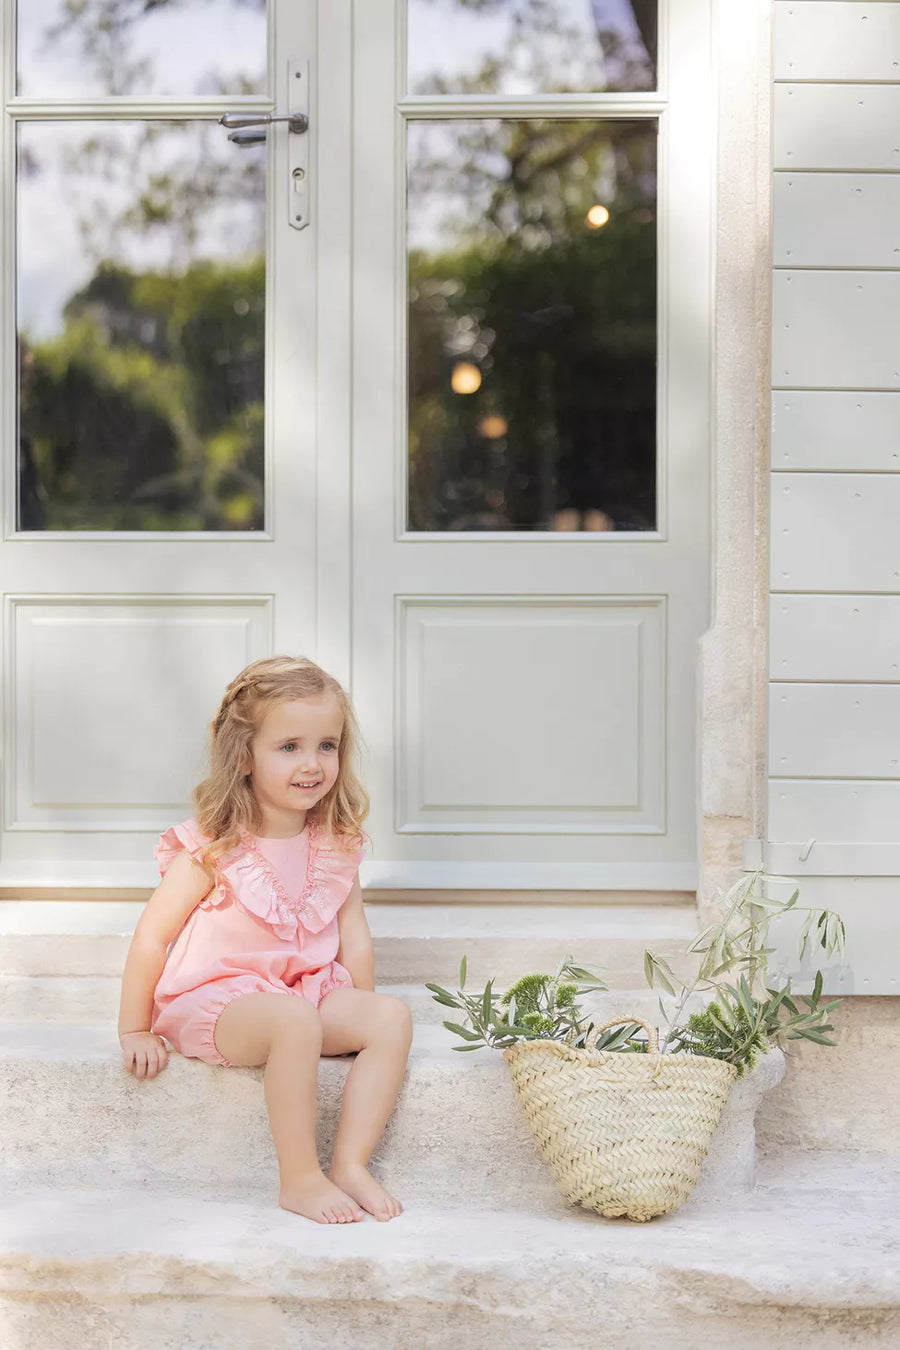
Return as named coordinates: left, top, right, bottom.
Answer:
left=120, top=1031, right=169, bottom=1081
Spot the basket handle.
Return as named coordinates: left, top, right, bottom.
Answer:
left=584, top=1016, right=658, bottom=1054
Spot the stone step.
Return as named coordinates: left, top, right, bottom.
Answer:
left=0, top=972, right=685, bottom=1027
left=4, top=901, right=887, bottom=1160
left=1, top=1154, right=898, bottom=1350
left=0, top=899, right=699, bottom=985
left=7, top=976, right=883, bottom=1163
left=0, top=1018, right=782, bottom=1210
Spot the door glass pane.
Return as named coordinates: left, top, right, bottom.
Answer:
left=17, top=0, right=267, bottom=98
left=407, top=119, right=657, bottom=532
left=407, top=0, right=657, bottom=96
left=18, top=120, right=265, bottom=531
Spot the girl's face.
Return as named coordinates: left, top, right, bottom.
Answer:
left=248, top=695, right=343, bottom=835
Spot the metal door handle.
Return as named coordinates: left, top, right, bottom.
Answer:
left=224, top=127, right=267, bottom=147
left=219, top=112, right=309, bottom=135
left=219, top=58, right=310, bottom=230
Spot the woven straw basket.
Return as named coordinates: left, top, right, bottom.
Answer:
left=503, top=1016, right=738, bottom=1222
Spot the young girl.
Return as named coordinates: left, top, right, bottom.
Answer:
left=117, top=655, right=413, bottom=1227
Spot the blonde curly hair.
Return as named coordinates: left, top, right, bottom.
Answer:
left=193, top=655, right=369, bottom=861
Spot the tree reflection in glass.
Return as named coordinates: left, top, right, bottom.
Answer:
left=408, top=0, right=657, bottom=96
left=17, top=0, right=267, bottom=98
left=407, top=118, right=657, bottom=532
left=18, top=120, right=265, bottom=531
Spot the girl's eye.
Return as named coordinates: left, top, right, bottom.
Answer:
left=280, top=741, right=337, bottom=752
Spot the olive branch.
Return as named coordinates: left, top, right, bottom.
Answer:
left=642, top=868, right=845, bottom=1072
left=426, top=868, right=846, bottom=1077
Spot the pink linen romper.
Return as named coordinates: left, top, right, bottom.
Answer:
left=149, top=816, right=365, bottom=1067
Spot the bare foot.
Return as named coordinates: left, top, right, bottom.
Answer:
left=329, top=1161, right=404, bottom=1221
left=278, top=1170, right=366, bottom=1224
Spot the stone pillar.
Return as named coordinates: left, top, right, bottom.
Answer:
left=698, top=0, right=773, bottom=924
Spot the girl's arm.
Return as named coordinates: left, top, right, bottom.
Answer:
left=336, top=873, right=375, bottom=992
left=118, top=850, right=214, bottom=1042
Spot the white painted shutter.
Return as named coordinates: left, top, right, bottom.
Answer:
left=756, top=3, right=900, bottom=996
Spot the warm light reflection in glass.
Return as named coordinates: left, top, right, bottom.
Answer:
left=478, top=414, right=509, bottom=438
left=586, top=204, right=610, bottom=229
left=451, top=361, right=482, bottom=394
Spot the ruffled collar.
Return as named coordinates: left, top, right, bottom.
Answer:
left=216, top=816, right=359, bottom=942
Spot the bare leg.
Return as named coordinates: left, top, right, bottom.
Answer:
left=213, top=992, right=365, bottom=1224
left=318, top=990, right=414, bottom=1220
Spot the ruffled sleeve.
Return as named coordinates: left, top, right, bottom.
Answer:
left=153, top=818, right=232, bottom=912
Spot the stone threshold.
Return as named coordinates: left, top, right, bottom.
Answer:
left=1, top=1154, right=898, bottom=1350
left=0, top=887, right=696, bottom=906
left=0, top=899, right=698, bottom=938
left=0, top=899, right=699, bottom=985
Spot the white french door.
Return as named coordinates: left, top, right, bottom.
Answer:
left=0, top=0, right=713, bottom=893
left=351, top=0, right=714, bottom=891
left=0, top=0, right=328, bottom=884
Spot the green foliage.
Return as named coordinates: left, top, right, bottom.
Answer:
left=426, top=873, right=846, bottom=1076
left=406, top=106, right=658, bottom=532
left=425, top=953, right=650, bottom=1054
left=665, top=967, right=841, bottom=1079
left=672, top=1005, right=767, bottom=1079
left=499, top=972, right=578, bottom=1015
left=641, top=872, right=845, bottom=1075
left=408, top=204, right=657, bottom=532
left=20, top=259, right=264, bottom=530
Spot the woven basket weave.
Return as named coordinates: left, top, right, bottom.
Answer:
left=503, top=1016, right=738, bottom=1222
